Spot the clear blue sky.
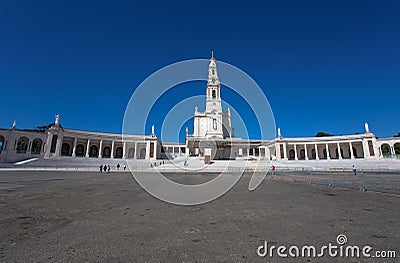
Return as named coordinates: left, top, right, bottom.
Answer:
left=1, top=0, right=399, bottom=141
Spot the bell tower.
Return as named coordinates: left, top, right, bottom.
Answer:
left=205, top=51, right=222, bottom=114
left=192, top=52, right=231, bottom=139
left=204, top=52, right=224, bottom=138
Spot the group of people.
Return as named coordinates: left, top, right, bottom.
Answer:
left=150, top=161, right=165, bottom=168
left=116, top=163, right=127, bottom=170
left=99, top=164, right=110, bottom=173
left=99, top=163, right=126, bottom=173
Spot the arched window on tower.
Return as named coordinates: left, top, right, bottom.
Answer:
left=213, top=119, right=217, bottom=130
left=212, top=90, right=216, bottom=99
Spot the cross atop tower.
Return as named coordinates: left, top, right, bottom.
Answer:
left=211, top=51, right=215, bottom=61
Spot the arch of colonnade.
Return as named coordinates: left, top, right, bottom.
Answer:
left=377, top=139, right=400, bottom=157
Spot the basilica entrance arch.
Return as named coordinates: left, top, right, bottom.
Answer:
left=61, top=143, right=71, bottom=156
left=299, top=149, right=305, bottom=160
left=380, top=144, right=390, bottom=156
left=31, top=138, right=43, bottom=154
left=102, top=146, right=111, bottom=158
left=16, top=136, right=29, bottom=153
left=115, top=147, right=123, bottom=158
left=75, top=144, right=85, bottom=157
left=89, top=145, right=98, bottom=158
left=288, top=149, right=295, bottom=160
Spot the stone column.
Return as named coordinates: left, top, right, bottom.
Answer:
left=314, top=144, right=319, bottom=160
left=44, top=132, right=53, bottom=157
left=85, top=139, right=91, bottom=158
left=26, top=141, right=31, bottom=154
left=326, top=143, right=330, bottom=159
left=391, top=146, right=395, bottom=157
left=72, top=138, right=77, bottom=157
left=294, top=144, right=298, bottom=160
left=275, top=143, right=281, bottom=160
left=362, top=139, right=370, bottom=159
left=337, top=142, right=342, bottom=159
left=123, top=141, right=127, bottom=159
left=349, top=142, right=354, bottom=159
left=283, top=143, right=287, bottom=160
left=153, top=141, right=157, bottom=159
left=304, top=144, right=308, bottom=160
left=145, top=141, right=150, bottom=160
left=98, top=140, right=103, bottom=158
left=247, top=148, right=250, bottom=157
left=55, top=134, right=63, bottom=157
left=134, top=142, right=138, bottom=159
left=111, top=141, right=115, bottom=159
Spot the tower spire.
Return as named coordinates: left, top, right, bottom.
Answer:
left=207, top=52, right=219, bottom=86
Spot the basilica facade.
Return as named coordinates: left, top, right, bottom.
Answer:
left=0, top=56, right=399, bottom=163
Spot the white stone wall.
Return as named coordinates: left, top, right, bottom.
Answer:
left=0, top=128, right=47, bottom=162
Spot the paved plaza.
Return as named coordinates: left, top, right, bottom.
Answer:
left=0, top=170, right=399, bottom=262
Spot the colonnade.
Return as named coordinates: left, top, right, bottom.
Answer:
left=274, top=139, right=378, bottom=161
left=43, top=130, right=159, bottom=160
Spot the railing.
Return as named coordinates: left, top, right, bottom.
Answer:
left=272, top=169, right=400, bottom=195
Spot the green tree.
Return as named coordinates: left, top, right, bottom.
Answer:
left=381, top=144, right=391, bottom=156
left=394, top=143, right=400, bottom=155
left=316, top=132, right=333, bottom=137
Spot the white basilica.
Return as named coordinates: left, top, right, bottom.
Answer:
left=0, top=55, right=399, bottom=164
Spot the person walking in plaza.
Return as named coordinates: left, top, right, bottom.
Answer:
left=99, top=164, right=103, bottom=173
left=123, top=165, right=126, bottom=171
left=117, top=163, right=120, bottom=170
left=107, top=165, right=111, bottom=173
left=352, top=164, right=357, bottom=175
left=271, top=165, right=276, bottom=177
left=103, top=165, right=107, bottom=173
